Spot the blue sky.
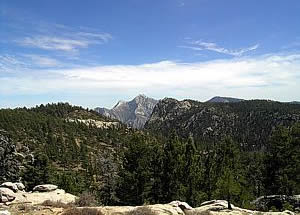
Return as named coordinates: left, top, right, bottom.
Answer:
left=1, top=0, right=300, bottom=108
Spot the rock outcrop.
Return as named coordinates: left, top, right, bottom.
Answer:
left=95, top=94, right=158, bottom=129
left=0, top=132, right=23, bottom=183
left=0, top=183, right=76, bottom=205
left=61, top=200, right=297, bottom=215
left=33, top=184, right=58, bottom=192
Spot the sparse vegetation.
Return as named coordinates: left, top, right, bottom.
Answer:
left=62, top=207, right=104, bottom=215
left=125, top=207, right=156, bottom=215
left=41, top=200, right=72, bottom=208
left=75, top=191, right=98, bottom=207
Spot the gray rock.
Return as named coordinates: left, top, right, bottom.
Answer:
left=0, top=182, right=18, bottom=193
left=169, top=201, right=193, bottom=210
left=0, top=132, right=23, bottom=183
left=0, top=187, right=16, bottom=201
left=0, top=196, right=8, bottom=203
left=0, top=210, right=10, bottom=215
left=33, top=184, right=58, bottom=192
left=95, top=94, right=158, bottom=129
left=14, top=183, right=25, bottom=191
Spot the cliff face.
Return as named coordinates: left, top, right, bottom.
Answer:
left=0, top=131, right=23, bottom=183
left=145, top=98, right=300, bottom=150
left=95, top=95, right=158, bottom=129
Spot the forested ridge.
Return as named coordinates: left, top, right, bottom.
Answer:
left=146, top=98, right=300, bottom=150
left=0, top=102, right=299, bottom=211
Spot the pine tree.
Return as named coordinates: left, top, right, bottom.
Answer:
left=160, top=132, right=185, bottom=203
left=264, top=123, right=300, bottom=196
left=212, top=137, right=243, bottom=209
left=116, top=134, right=152, bottom=205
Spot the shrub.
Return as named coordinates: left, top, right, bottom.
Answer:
left=63, top=207, right=103, bottom=215
left=126, top=207, right=156, bottom=215
left=75, top=191, right=98, bottom=207
left=283, top=202, right=293, bottom=211
left=41, top=200, right=72, bottom=208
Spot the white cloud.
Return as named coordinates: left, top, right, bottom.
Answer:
left=1, top=53, right=299, bottom=102
left=15, top=23, right=112, bottom=53
left=23, top=54, right=61, bottom=67
left=19, top=36, right=90, bottom=52
left=181, top=40, right=259, bottom=56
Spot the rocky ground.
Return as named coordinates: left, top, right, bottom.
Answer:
left=0, top=182, right=299, bottom=215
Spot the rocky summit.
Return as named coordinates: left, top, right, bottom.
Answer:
left=95, top=94, right=158, bottom=129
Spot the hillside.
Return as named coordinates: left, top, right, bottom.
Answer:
left=95, top=94, right=158, bottom=129
left=1, top=102, right=299, bottom=211
left=145, top=98, right=300, bottom=150
left=0, top=103, right=133, bottom=198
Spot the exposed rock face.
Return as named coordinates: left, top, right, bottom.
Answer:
left=190, top=200, right=296, bottom=215
left=0, top=182, right=76, bottom=205
left=0, top=210, right=10, bottom=215
left=146, top=98, right=300, bottom=150
left=95, top=94, right=158, bottom=129
left=0, top=132, right=23, bottom=183
left=61, top=200, right=296, bottom=215
left=206, top=96, right=244, bottom=103
left=0, top=188, right=15, bottom=202
left=33, top=184, right=58, bottom=192
left=0, top=183, right=18, bottom=193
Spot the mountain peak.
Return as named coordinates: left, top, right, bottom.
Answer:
left=95, top=95, right=158, bottom=129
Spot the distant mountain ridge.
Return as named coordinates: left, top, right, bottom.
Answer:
left=206, top=96, right=244, bottom=103
left=145, top=98, right=300, bottom=150
left=95, top=94, right=158, bottom=129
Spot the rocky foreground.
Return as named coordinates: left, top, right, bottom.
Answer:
left=0, top=182, right=299, bottom=215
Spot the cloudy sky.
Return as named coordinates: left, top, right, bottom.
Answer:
left=1, top=0, right=300, bottom=108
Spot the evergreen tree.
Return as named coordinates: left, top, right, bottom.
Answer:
left=160, top=132, right=185, bottom=203
left=212, top=137, right=243, bottom=209
left=116, top=135, right=152, bottom=205
left=264, top=123, right=300, bottom=196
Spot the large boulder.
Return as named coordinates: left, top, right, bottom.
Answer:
left=33, top=184, right=58, bottom=192
left=0, top=210, right=10, bottom=215
left=0, top=187, right=16, bottom=202
left=10, top=188, right=76, bottom=205
left=0, top=182, right=18, bottom=193
left=63, top=204, right=186, bottom=215
left=14, top=182, right=25, bottom=191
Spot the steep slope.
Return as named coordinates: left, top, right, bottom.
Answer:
left=0, top=103, right=132, bottom=194
left=95, top=94, right=158, bottom=129
left=206, top=96, right=244, bottom=103
left=145, top=98, right=300, bottom=150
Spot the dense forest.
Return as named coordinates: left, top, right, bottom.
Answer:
left=0, top=102, right=299, bottom=211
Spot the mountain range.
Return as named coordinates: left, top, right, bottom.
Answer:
left=94, top=95, right=300, bottom=131
left=145, top=97, right=300, bottom=150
